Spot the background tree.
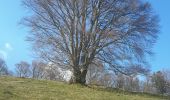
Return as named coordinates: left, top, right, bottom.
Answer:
left=142, top=75, right=155, bottom=94
left=163, top=70, right=170, bottom=95
left=15, top=61, right=31, bottom=78
left=0, top=58, right=8, bottom=76
left=131, top=77, right=140, bottom=92
left=152, top=71, right=167, bottom=94
left=116, top=74, right=125, bottom=90
left=86, top=61, right=116, bottom=87
left=31, top=60, right=46, bottom=79
left=23, top=0, right=159, bottom=84
left=86, top=61, right=105, bottom=85
left=43, top=63, right=72, bottom=81
left=43, top=63, right=62, bottom=80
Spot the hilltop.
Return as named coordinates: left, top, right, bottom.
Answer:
left=0, top=76, right=168, bottom=100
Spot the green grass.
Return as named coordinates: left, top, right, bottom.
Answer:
left=0, top=76, right=168, bottom=100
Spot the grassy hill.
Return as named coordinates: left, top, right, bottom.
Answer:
left=0, top=76, right=168, bottom=100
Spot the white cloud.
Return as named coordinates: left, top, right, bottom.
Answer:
left=5, top=43, right=13, bottom=50
left=0, top=43, right=13, bottom=59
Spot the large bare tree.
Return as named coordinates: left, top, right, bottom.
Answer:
left=22, top=0, right=159, bottom=84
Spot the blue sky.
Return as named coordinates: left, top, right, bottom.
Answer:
left=0, top=0, right=169, bottom=71
left=0, top=0, right=32, bottom=70
left=146, top=0, right=170, bottom=71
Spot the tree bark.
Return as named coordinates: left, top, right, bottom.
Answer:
left=69, top=68, right=88, bottom=85
left=80, top=69, right=88, bottom=84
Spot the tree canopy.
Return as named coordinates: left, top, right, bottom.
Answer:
left=22, top=0, right=159, bottom=84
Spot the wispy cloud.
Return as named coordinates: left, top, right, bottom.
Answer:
left=0, top=43, right=13, bottom=59
left=5, top=43, right=13, bottom=50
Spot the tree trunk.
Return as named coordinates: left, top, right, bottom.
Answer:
left=80, top=69, right=87, bottom=84
left=69, top=69, right=88, bottom=85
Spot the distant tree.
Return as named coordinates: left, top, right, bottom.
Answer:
left=31, top=60, right=46, bottom=79
left=15, top=61, right=31, bottom=78
left=132, top=77, right=140, bottom=92
left=23, top=0, right=159, bottom=84
left=86, top=61, right=104, bottom=85
left=152, top=71, right=167, bottom=94
left=43, top=63, right=64, bottom=81
left=0, top=58, right=8, bottom=76
left=98, top=73, right=115, bottom=87
left=116, top=74, right=125, bottom=89
left=86, top=62, right=115, bottom=87
left=115, top=65, right=149, bottom=91
left=142, top=75, right=155, bottom=93
left=162, top=70, right=170, bottom=95
left=124, top=76, right=133, bottom=91
left=7, top=70, right=14, bottom=76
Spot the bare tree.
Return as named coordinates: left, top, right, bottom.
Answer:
left=116, top=74, right=125, bottom=90
left=31, top=60, right=46, bottom=79
left=142, top=75, right=155, bottom=93
left=0, top=58, right=8, bottom=76
left=44, top=63, right=61, bottom=80
left=152, top=71, right=167, bottom=94
left=86, top=61, right=104, bottom=85
left=162, top=70, right=170, bottom=95
left=22, top=0, right=159, bottom=84
left=132, top=77, right=140, bottom=92
left=15, top=61, right=31, bottom=78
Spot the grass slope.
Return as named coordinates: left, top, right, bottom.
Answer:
left=0, top=76, right=168, bottom=100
